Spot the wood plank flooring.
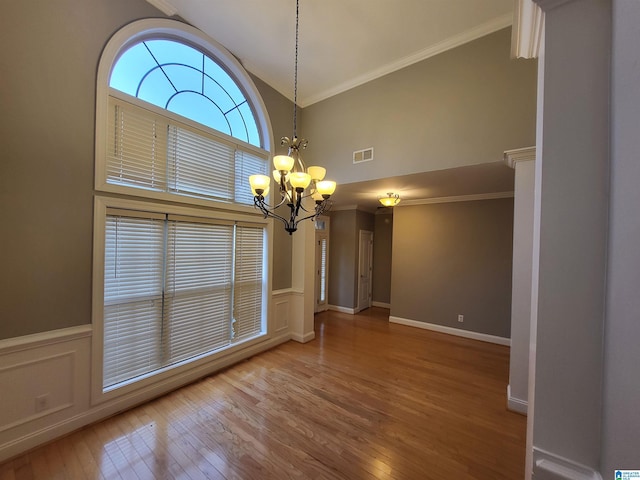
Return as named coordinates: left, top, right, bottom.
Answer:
left=0, top=307, right=526, bottom=479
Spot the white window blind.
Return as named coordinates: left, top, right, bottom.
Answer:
left=233, top=224, right=265, bottom=341
left=103, top=210, right=266, bottom=390
left=234, top=150, right=270, bottom=205
left=164, top=217, right=234, bottom=363
left=106, top=96, right=268, bottom=205
left=103, top=212, right=165, bottom=387
left=107, top=102, right=168, bottom=191
left=167, top=126, right=235, bottom=200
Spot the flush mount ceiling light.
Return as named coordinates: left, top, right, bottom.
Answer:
left=378, top=192, right=401, bottom=207
left=248, top=0, right=336, bottom=235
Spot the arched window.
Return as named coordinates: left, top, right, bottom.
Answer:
left=93, top=19, right=271, bottom=398
left=95, top=19, right=272, bottom=206
left=110, top=39, right=261, bottom=147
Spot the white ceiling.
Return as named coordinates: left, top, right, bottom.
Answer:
left=147, top=0, right=516, bottom=209
left=150, top=0, right=513, bottom=107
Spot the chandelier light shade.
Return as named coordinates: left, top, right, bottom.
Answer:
left=379, top=192, right=401, bottom=207
left=248, top=0, right=336, bottom=235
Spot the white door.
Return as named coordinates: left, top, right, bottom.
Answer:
left=357, top=230, right=374, bottom=312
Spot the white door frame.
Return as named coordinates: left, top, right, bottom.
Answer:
left=357, top=230, right=374, bottom=312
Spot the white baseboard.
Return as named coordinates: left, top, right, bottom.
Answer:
left=507, top=384, right=528, bottom=415
left=290, top=331, right=316, bottom=343
left=533, top=448, right=602, bottom=480
left=372, top=301, right=391, bottom=309
left=328, top=305, right=357, bottom=315
left=388, top=316, right=511, bottom=346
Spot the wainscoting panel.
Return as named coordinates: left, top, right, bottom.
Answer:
left=0, top=325, right=92, bottom=462
left=272, top=290, right=291, bottom=333
left=0, top=352, right=75, bottom=432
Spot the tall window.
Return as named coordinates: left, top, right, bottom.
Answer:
left=94, top=19, right=272, bottom=395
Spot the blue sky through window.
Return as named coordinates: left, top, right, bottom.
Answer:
left=110, top=39, right=260, bottom=147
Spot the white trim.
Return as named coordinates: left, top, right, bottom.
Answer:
left=505, top=146, right=536, bottom=169
left=144, top=0, right=177, bottom=16
left=290, top=331, right=316, bottom=343
left=272, top=288, right=301, bottom=297
left=328, top=305, right=357, bottom=315
left=533, top=0, right=575, bottom=12
left=507, top=384, right=528, bottom=415
left=299, top=13, right=513, bottom=107
left=533, top=448, right=603, bottom=480
left=372, top=301, right=391, bottom=309
left=511, top=1, right=544, bottom=59
left=401, top=191, right=514, bottom=207
left=389, top=316, right=511, bottom=346
left=0, top=325, right=92, bottom=355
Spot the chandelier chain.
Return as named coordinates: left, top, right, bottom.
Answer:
left=292, top=0, right=299, bottom=138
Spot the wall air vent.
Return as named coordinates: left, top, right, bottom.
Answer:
left=353, top=147, right=374, bottom=164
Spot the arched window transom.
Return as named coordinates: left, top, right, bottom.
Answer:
left=110, top=39, right=260, bottom=147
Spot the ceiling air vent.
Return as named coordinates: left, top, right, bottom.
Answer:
left=353, top=147, right=374, bottom=164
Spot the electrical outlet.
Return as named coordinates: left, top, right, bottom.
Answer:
left=458, top=314, right=464, bottom=323
left=35, top=394, right=50, bottom=413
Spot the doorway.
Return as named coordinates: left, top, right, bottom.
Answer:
left=357, top=230, right=374, bottom=312
left=314, top=217, right=330, bottom=313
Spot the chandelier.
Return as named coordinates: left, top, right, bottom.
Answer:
left=378, top=192, right=401, bottom=207
left=248, top=0, right=336, bottom=235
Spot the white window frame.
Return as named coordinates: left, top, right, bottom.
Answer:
left=95, top=18, right=273, bottom=213
left=92, top=19, right=276, bottom=405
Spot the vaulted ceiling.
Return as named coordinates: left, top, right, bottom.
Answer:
left=146, top=0, right=518, bottom=210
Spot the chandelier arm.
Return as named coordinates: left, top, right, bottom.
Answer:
left=253, top=192, right=289, bottom=211
left=291, top=200, right=331, bottom=228
left=254, top=196, right=297, bottom=230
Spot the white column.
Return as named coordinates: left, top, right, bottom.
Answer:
left=504, top=147, right=535, bottom=416
left=529, top=0, right=610, bottom=478
left=289, top=214, right=316, bottom=343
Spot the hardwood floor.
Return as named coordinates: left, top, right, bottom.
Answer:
left=0, top=308, right=526, bottom=479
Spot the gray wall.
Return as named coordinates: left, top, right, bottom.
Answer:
left=372, top=212, right=393, bottom=305
left=251, top=76, right=296, bottom=290
left=328, top=209, right=374, bottom=309
left=328, top=210, right=357, bottom=308
left=391, top=199, right=513, bottom=338
left=0, top=0, right=295, bottom=339
left=302, top=28, right=537, bottom=185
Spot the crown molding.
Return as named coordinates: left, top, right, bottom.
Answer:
left=401, top=191, right=514, bottom=207
left=511, top=0, right=545, bottom=59
left=145, top=0, right=178, bottom=16
left=504, top=146, right=536, bottom=169
left=533, top=0, right=575, bottom=12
